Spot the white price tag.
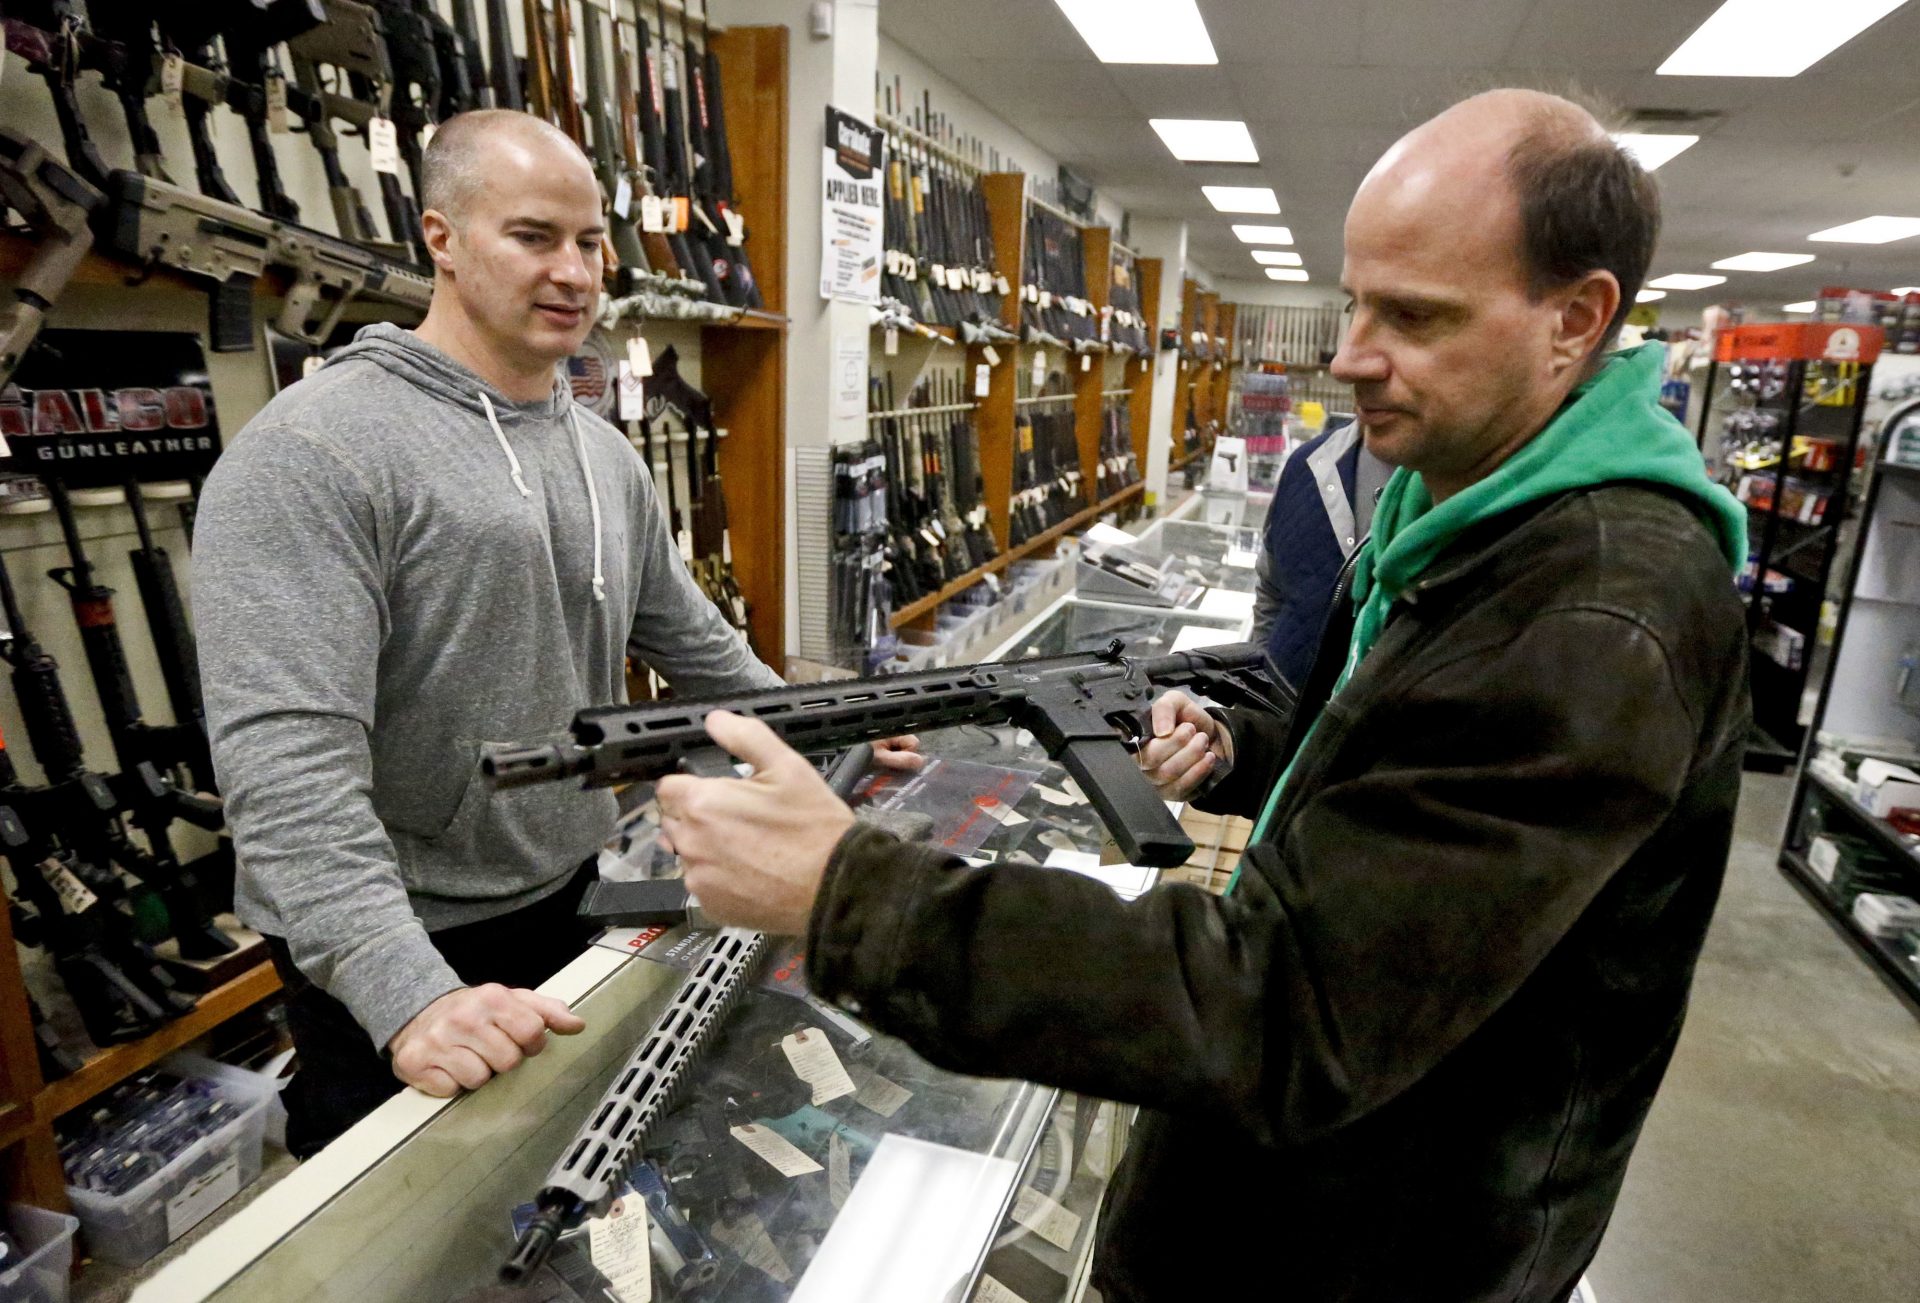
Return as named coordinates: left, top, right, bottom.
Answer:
left=884, top=327, right=899, bottom=356
left=301, top=354, right=325, bottom=378
left=613, top=173, right=633, bottom=219
left=975, top=363, right=991, bottom=398
left=851, top=1068, right=914, bottom=1118
left=1141, top=357, right=1150, bottom=374
left=165, top=1154, right=240, bottom=1241
left=780, top=1028, right=857, bottom=1105
left=628, top=336, right=653, bottom=377
left=617, top=360, right=646, bottom=421
left=588, top=1197, right=652, bottom=1303
left=1011, top=1186, right=1083, bottom=1251
left=724, top=208, right=745, bottom=245
left=982, top=344, right=1001, bottom=367
left=996, top=273, right=1012, bottom=296
left=41, top=858, right=97, bottom=915
left=1031, top=349, right=1047, bottom=386
left=731, top=1123, right=822, bottom=1176
left=978, top=1277, right=1034, bottom=1303
left=266, top=71, right=289, bottom=133
left=828, top=1131, right=852, bottom=1210
left=975, top=268, right=993, bottom=293
left=1039, top=289, right=1052, bottom=309
left=640, top=193, right=667, bottom=233
left=931, top=263, right=947, bottom=288
left=368, top=117, right=402, bottom=175
left=160, top=53, right=184, bottom=113
left=1081, top=352, right=1092, bottom=372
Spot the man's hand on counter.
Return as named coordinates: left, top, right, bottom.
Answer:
left=871, top=733, right=926, bottom=771
left=657, top=710, right=856, bottom=935
left=388, top=984, right=588, bottom=1097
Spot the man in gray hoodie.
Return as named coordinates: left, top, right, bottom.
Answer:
left=195, top=112, right=817, bottom=1153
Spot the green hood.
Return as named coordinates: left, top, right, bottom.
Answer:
left=1234, top=342, right=1745, bottom=886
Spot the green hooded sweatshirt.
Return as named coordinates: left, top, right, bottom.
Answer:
left=1233, top=342, right=1747, bottom=885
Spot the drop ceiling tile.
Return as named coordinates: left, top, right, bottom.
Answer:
left=1357, top=0, right=1542, bottom=68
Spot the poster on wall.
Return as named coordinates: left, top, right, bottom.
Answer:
left=0, top=330, right=222, bottom=488
left=820, top=106, right=884, bottom=305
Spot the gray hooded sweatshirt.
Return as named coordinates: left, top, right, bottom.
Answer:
left=194, top=324, right=778, bottom=1050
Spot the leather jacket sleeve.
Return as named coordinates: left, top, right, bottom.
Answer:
left=804, top=607, right=1699, bottom=1147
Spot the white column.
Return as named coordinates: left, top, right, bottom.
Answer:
left=1130, top=217, right=1188, bottom=504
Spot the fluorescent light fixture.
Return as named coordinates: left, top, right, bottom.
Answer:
left=1646, top=273, right=1728, bottom=290
left=1265, top=268, right=1310, bottom=282
left=1636, top=289, right=1668, bottom=303
left=1711, top=251, right=1817, bottom=271
left=1150, top=119, right=1257, bottom=163
left=1894, top=286, right=1920, bottom=294
left=1203, top=185, right=1279, bottom=214
left=1053, top=0, right=1218, bottom=64
left=1657, top=0, right=1909, bottom=76
left=1612, top=133, right=1699, bottom=171
left=1807, top=215, right=1920, bottom=244
left=1251, top=250, right=1303, bottom=266
left=1232, top=224, right=1294, bottom=244
left=1782, top=301, right=1818, bottom=313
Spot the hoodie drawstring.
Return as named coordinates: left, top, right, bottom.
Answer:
left=479, top=391, right=532, bottom=498
left=568, top=408, right=608, bottom=603
left=480, top=390, right=607, bottom=604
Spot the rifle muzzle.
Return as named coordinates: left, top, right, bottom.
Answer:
left=480, top=742, right=593, bottom=788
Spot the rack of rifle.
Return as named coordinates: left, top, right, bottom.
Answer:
left=872, top=89, right=1014, bottom=345
left=828, top=372, right=997, bottom=669
left=1106, top=242, right=1150, bottom=355
left=0, top=479, right=243, bottom=1085
left=0, top=0, right=766, bottom=375
left=1021, top=191, right=1099, bottom=353
left=1010, top=367, right=1086, bottom=547
left=1095, top=388, right=1142, bottom=504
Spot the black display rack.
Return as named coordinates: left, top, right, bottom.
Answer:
left=1695, top=323, right=1883, bottom=769
left=1776, top=395, right=1920, bottom=1018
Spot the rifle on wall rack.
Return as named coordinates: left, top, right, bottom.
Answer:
left=0, top=130, right=101, bottom=391
left=683, top=1, right=758, bottom=308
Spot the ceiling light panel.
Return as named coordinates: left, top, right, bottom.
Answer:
left=1611, top=133, right=1700, bottom=171
left=1265, top=269, right=1310, bottom=282
left=1232, top=224, right=1294, bottom=244
left=1807, top=216, right=1920, bottom=244
left=1782, top=301, right=1818, bottom=313
left=1636, top=290, right=1668, bottom=303
left=1646, top=273, right=1729, bottom=290
left=1710, top=252, right=1817, bottom=271
left=1204, top=186, right=1280, bottom=214
left=1252, top=250, right=1303, bottom=266
left=1053, top=0, right=1218, bottom=64
left=1657, top=0, right=1909, bottom=77
left=1149, top=119, right=1257, bottom=163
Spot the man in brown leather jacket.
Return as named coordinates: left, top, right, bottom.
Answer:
left=655, top=90, right=1752, bottom=1302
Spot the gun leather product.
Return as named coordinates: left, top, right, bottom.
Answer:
left=44, top=481, right=234, bottom=960
left=499, top=744, right=877, bottom=1282
left=484, top=640, right=1291, bottom=869
left=0, top=131, right=102, bottom=390
left=0, top=547, right=198, bottom=1041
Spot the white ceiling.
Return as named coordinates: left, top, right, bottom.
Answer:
left=877, top=0, right=1920, bottom=310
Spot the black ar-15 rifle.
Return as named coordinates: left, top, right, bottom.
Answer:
left=484, top=640, right=1290, bottom=869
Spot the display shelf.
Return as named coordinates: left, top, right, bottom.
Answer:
left=1779, top=848, right=1920, bottom=1014
left=1805, top=771, right=1920, bottom=875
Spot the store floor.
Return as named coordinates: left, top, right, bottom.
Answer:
left=74, top=776, right=1920, bottom=1302
left=1588, top=773, right=1920, bottom=1303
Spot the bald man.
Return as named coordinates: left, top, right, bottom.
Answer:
left=643, top=92, right=1751, bottom=1299
left=190, top=111, right=791, bottom=1155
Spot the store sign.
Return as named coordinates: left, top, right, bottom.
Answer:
left=0, top=331, right=221, bottom=486
left=819, top=106, right=884, bottom=305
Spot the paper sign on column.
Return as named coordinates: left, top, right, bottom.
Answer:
left=731, top=1122, right=823, bottom=1176
left=833, top=333, right=867, bottom=420
left=1011, top=1186, right=1083, bottom=1251
left=589, top=1197, right=652, bottom=1303
left=781, top=1028, right=857, bottom=1105
left=851, top=1067, right=913, bottom=1118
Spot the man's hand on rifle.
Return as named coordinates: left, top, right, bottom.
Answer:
left=871, top=734, right=926, bottom=771
left=388, top=984, right=587, bottom=1097
left=657, top=711, right=856, bottom=935
left=1138, top=690, right=1235, bottom=801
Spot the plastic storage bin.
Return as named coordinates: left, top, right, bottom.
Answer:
left=63, top=1058, right=273, bottom=1267
left=0, top=1204, right=80, bottom=1303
